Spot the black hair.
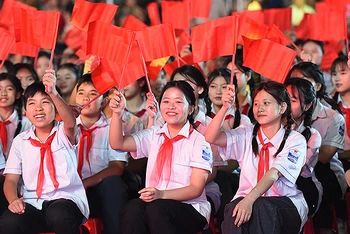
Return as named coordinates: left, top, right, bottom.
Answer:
left=284, top=78, right=316, bottom=142
left=13, top=63, right=40, bottom=83
left=287, top=62, right=342, bottom=114
left=0, top=73, right=23, bottom=119
left=58, top=63, right=82, bottom=78
left=76, top=73, right=108, bottom=98
left=207, top=68, right=241, bottom=129
left=159, top=80, right=196, bottom=128
left=331, top=56, right=349, bottom=103
left=0, top=60, right=14, bottom=74
left=23, top=82, right=62, bottom=110
left=170, top=65, right=211, bottom=114
left=251, top=81, right=293, bottom=157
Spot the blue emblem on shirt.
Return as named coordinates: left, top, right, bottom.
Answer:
left=287, top=149, right=300, bottom=164
left=339, top=124, right=345, bottom=137
left=202, top=145, right=211, bottom=161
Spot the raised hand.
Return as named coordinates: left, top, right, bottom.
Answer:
left=222, top=84, right=235, bottom=110
left=109, top=89, right=126, bottom=115
left=146, top=92, right=158, bottom=118
left=42, top=69, right=58, bottom=95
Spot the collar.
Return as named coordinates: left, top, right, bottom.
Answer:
left=76, top=113, right=109, bottom=129
left=194, top=109, right=207, bottom=126
left=337, top=95, right=350, bottom=108
left=294, top=120, right=306, bottom=133
left=156, top=121, right=191, bottom=139
left=0, top=110, right=19, bottom=126
left=312, top=99, right=328, bottom=121
left=22, top=121, right=59, bottom=142
left=258, top=124, right=285, bottom=148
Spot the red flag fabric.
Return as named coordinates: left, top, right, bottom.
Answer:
left=177, top=30, right=191, bottom=52
left=0, top=29, right=14, bottom=60
left=295, top=13, right=309, bottom=40
left=162, top=1, right=190, bottom=30
left=13, top=7, right=60, bottom=49
left=321, top=40, right=344, bottom=70
left=235, top=10, right=264, bottom=23
left=265, top=25, right=291, bottom=46
left=242, top=36, right=297, bottom=83
left=64, top=26, right=87, bottom=51
left=147, top=2, right=161, bottom=26
left=135, top=23, right=177, bottom=62
left=122, top=15, right=148, bottom=31
left=146, top=57, right=169, bottom=81
left=190, top=0, right=212, bottom=18
left=87, top=20, right=135, bottom=65
left=237, top=15, right=268, bottom=45
left=10, top=42, right=39, bottom=57
left=76, top=47, right=89, bottom=61
left=163, top=54, right=202, bottom=76
left=192, top=16, right=238, bottom=62
left=70, top=0, right=118, bottom=32
left=263, top=8, right=292, bottom=32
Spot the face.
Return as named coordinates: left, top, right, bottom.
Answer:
left=57, top=68, right=78, bottom=96
left=286, top=85, right=303, bottom=121
left=17, top=68, right=35, bottom=91
left=253, top=90, right=285, bottom=127
left=160, top=87, right=193, bottom=127
left=233, top=65, right=250, bottom=91
left=123, top=81, right=142, bottom=100
left=25, top=92, right=56, bottom=129
left=75, top=82, right=103, bottom=116
left=302, top=41, right=323, bottom=66
left=173, top=73, right=203, bottom=101
left=0, top=79, right=19, bottom=109
left=36, top=56, right=50, bottom=79
left=332, top=64, right=350, bottom=94
left=208, top=76, right=227, bottom=107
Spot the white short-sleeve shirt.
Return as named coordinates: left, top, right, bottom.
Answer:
left=312, top=99, right=347, bottom=195
left=77, top=114, right=128, bottom=179
left=219, top=124, right=308, bottom=227
left=336, top=96, right=350, bottom=151
left=4, top=122, right=89, bottom=220
left=131, top=121, right=213, bottom=224
left=0, top=110, right=31, bottom=170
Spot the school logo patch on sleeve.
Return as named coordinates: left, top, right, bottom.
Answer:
left=287, top=149, right=300, bottom=164
left=339, top=124, right=345, bottom=137
left=202, top=145, right=212, bottom=161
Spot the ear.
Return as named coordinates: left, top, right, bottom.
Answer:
left=100, top=97, right=108, bottom=110
left=188, top=105, right=195, bottom=116
left=280, top=102, right=287, bottom=114
left=304, top=102, right=312, bottom=112
left=198, top=86, right=204, bottom=95
left=246, top=72, right=251, bottom=82
left=315, top=82, right=322, bottom=92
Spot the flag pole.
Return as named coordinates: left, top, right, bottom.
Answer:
left=0, top=41, right=13, bottom=70
left=171, top=23, right=181, bottom=68
left=48, top=12, right=60, bottom=70
left=136, top=39, right=153, bottom=94
left=231, top=15, right=239, bottom=85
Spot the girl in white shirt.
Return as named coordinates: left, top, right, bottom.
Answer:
left=206, top=81, right=308, bottom=234
left=109, top=80, right=213, bottom=234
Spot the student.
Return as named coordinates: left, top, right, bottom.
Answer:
left=109, top=80, right=213, bottom=234
left=284, top=78, right=322, bottom=216
left=35, top=51, right=51, bottom=80
left=14, top=63, right=40, bottom=92
left=0, top=70, right=89, bottom=234
left=206, top=81, right=308, bottom=234
left=57, top=63, right=81, bottom=104
left=75, top=74, right=128, bottom=234
left=287, top=62, right=347, bottom=234
left=224, top=52, right=253, bottom=115
left=0, top=73, right=32, bottom=215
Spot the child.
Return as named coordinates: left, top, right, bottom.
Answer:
left=284, top=78, right=323, bottom=216
left=14, top=63, right=40, bottom=92
left=75, top=74, right=128, bottom=234
left=35, top=51, right=51, bottom=80
left=0, top=73, right=32, bottom=215
left=109, top=80, right=213, bottom=234
left=57, top=63, right=81, bottom=104
left=0, top=70, right=89, bottom=234
left=288, top=62, right=347, bottom=233
left=206, top=81, right=308, bottom=234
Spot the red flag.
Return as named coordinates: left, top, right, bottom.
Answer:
left=147, top=3, right=161, bottom=26
left=76, top=47, right=89, bottom=61
left=192, top=16, right=238, bottom=62
left=10, top=42, right=39, bottom=57
left=263, top=8, right=292, bottom=32
left=190, top=0, right=212, bottom=18
left=295, top=13, right=309, bottom=40
left=87, top=20, right=135, bottom=65
left=163, top=54, right=202, bottom=76
left=135, top=23, right=177, bottom=62
left=177, top=30, right=191, bottom=52
left=321, top=41, right=344, bottom=70
left=64, top=26, right=87, bottom=51
left=0, top=29, right=14, bottom=60
left=235, top=10, right=264, bottom=22
left=13, top=7, right=60, bottom=49
left=162, top=1, right=190, bottom=30
left=70, top=0, right=118, bottom=32
left=146, top=57, right=169, bottom=81
left=237, top=15, right=268, bottom=45
left=242, top=36, right=297, bottom=83
left=122, top=15, right=148, bottom=31
left=0, top=0, right=36, bottom=35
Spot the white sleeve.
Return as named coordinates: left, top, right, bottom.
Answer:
left=130, top=127, right=155, bottom=159
left=190, top=136, right=213, bottom=173
left=4, top=136, right=22, bottom=175
left=322, top=113, right=344, bottom=149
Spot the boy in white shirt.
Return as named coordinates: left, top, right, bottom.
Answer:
left=0, top=70, right=89, bottom=234
left=75, top=74, right=128, bottom=234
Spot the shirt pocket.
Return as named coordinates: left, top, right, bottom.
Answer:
left=172, top=158, right=192, bottom=185
left=89, top=147, right=109, bottom=173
